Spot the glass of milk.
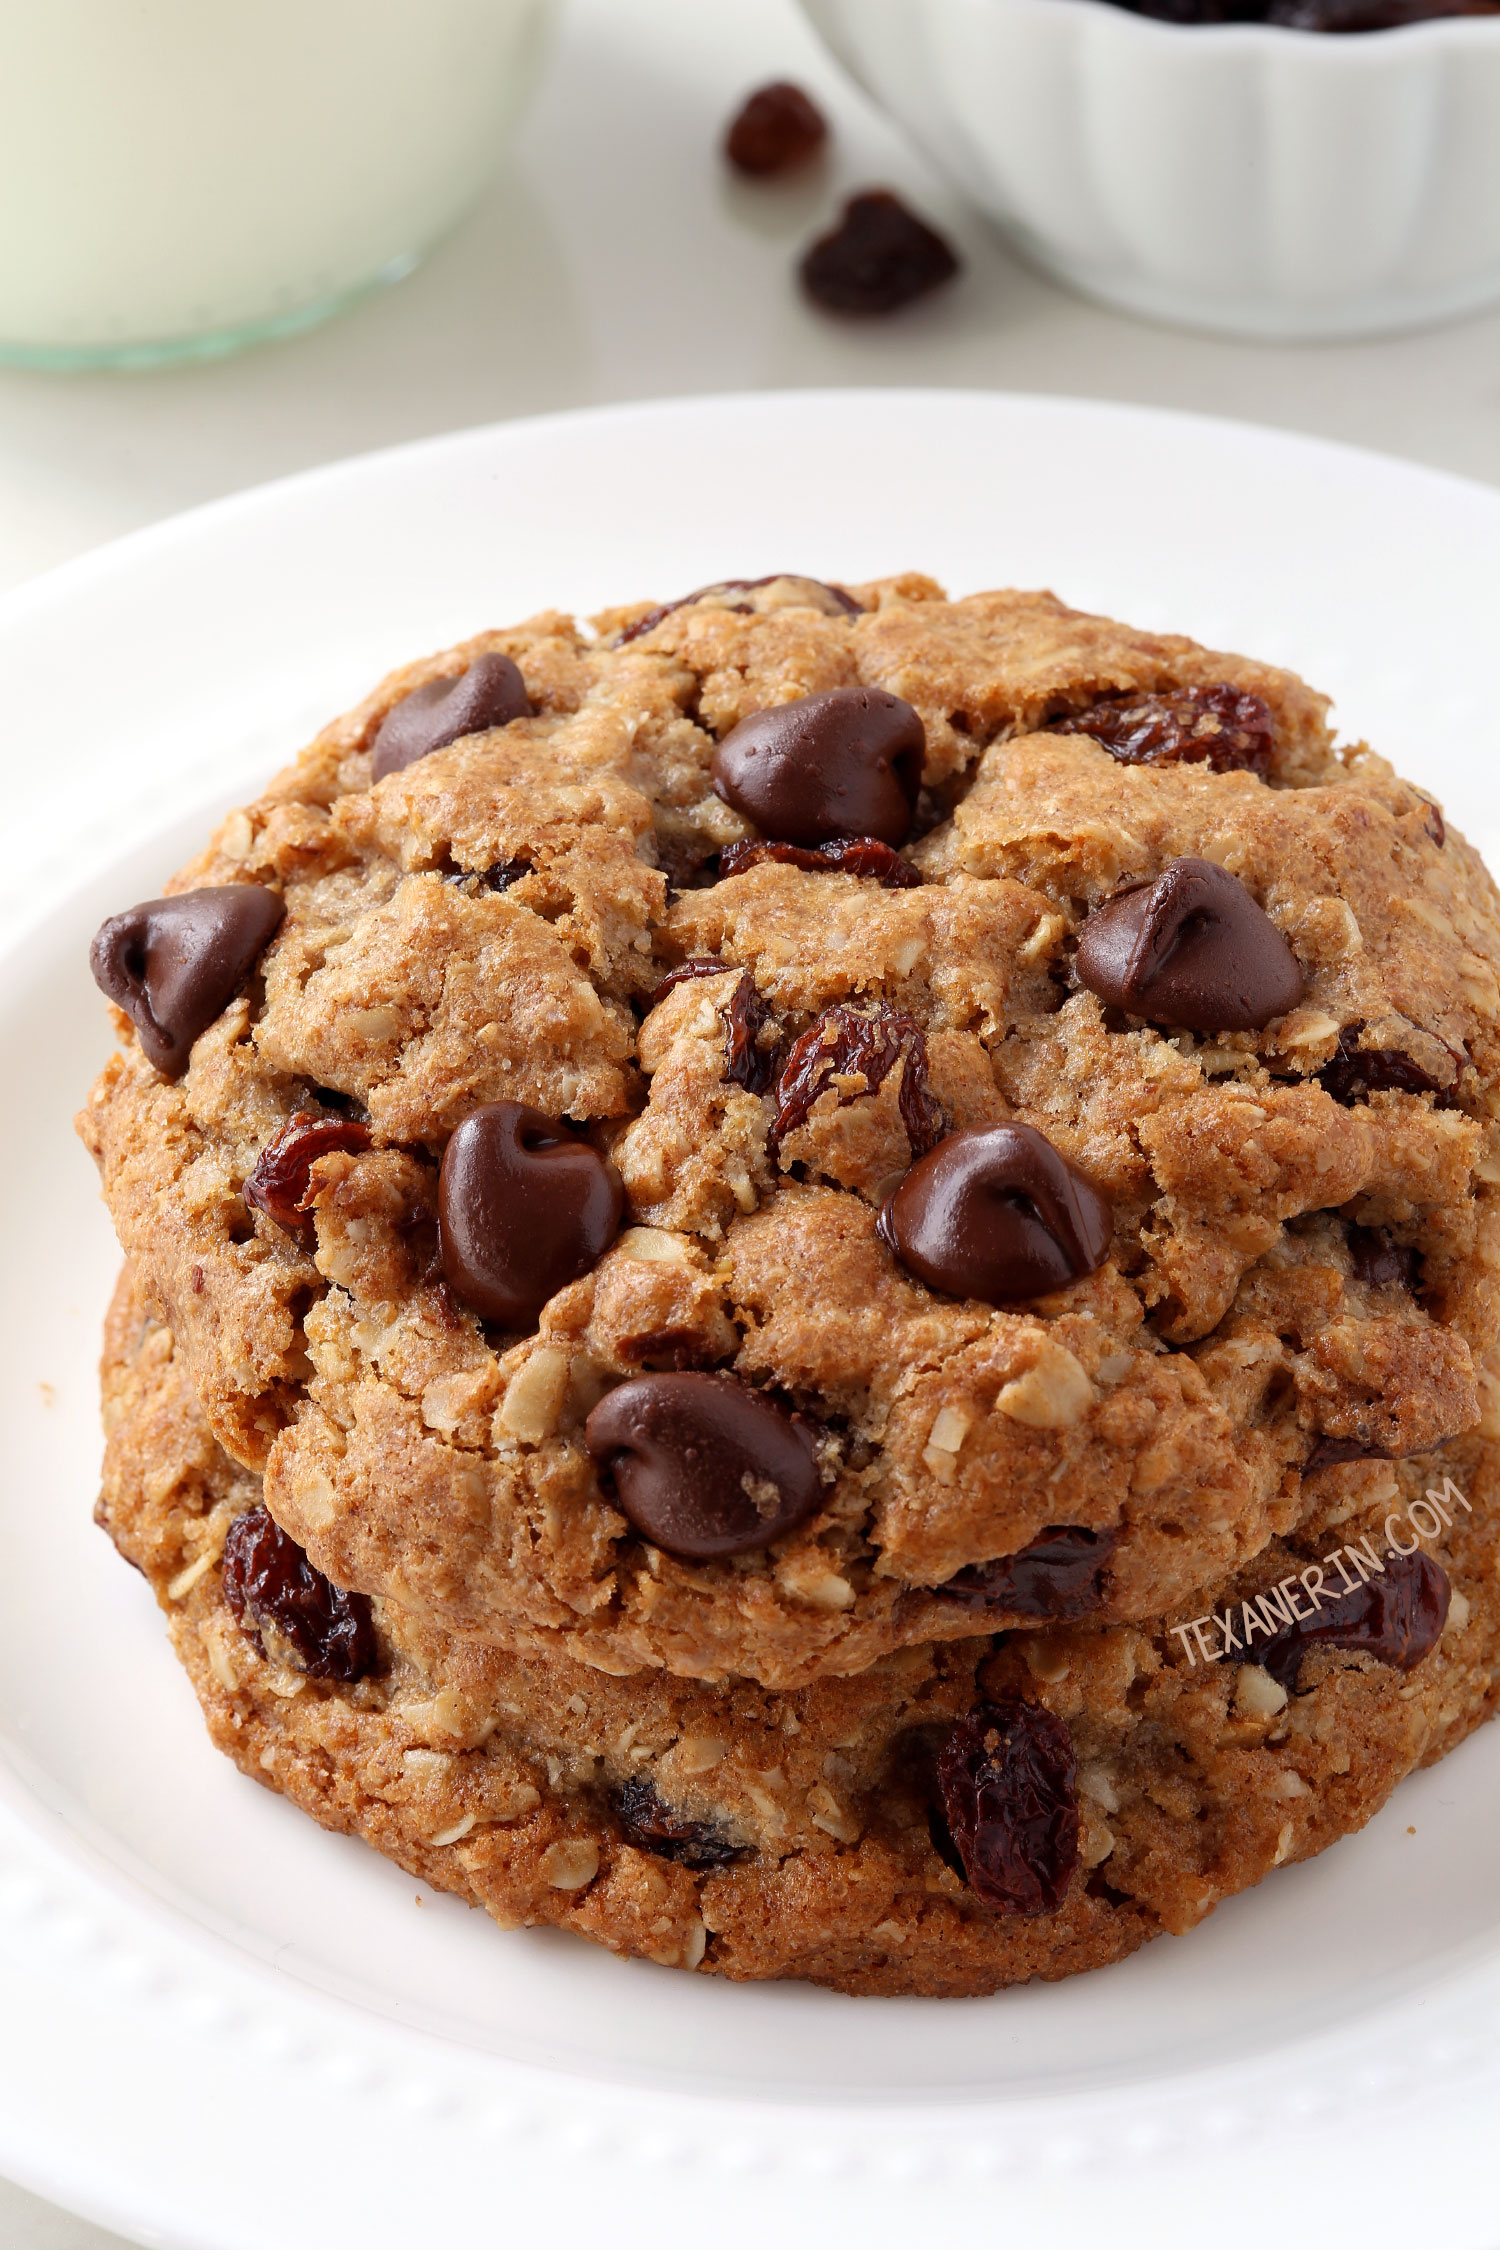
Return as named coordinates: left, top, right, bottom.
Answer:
left=0, top=0, right=553, bottom=369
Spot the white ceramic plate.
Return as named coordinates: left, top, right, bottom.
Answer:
left=4, top=391, right=1500, bottom=2250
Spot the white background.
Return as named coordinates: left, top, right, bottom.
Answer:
left=6, top=0, right=1500, bottom=2241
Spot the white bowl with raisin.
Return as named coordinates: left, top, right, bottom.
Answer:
left=799, top=0, right=1500, bottom=338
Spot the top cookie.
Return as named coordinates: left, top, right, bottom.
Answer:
left=79, top=574, right=1500, bottom=1686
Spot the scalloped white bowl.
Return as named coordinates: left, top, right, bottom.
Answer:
left=799, top=0, right=1500, bottom=337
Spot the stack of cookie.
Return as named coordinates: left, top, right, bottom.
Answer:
left=80, top=575, right=1500, bottom=1994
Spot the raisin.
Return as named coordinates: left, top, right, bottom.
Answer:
left=1320, top=1029, right=1445, bottom=1104
left=1245, top=1547, right=1449, bottom=1688
left=221, top=1505, right=377, bottom=1681
left=445, top=858, right=529, bottom=895
left=1105, top=0, right=1498, bottom=24
left=648, top=956, right=735, bottom=1008
left=1421, top=801, right=1446, bottom=848
left=243, top=1110, right=372, bottom=1233
left=800, top=191, right=960, bottom=316
left=935, top=1700, right=1079, bottom=1915
left=724, top=80, right=828, bottom=177
left=1053, top=684, right=1274, bottom=776
left=615, top=1776, right=747, bottom=1868
left=937, top=1526, right=1117, bottom=1621
left=771, top=1002, right=942, bottom=1155
left=1347, top=1222, right=1421, bottom=1294
left=615, top=576, right=860, bottom=647
left=718, top=836, right=921, bottom=888
left=646, top=959, right=777, bottom=1095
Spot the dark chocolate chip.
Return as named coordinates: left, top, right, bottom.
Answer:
left=937, top=1526, right=1117, bottom=1620
left=438, top=1101, right=623, bottom=1328
left=718, top=835, right=922, bottom=888
left=369, top=652, right=531, bottom=781
left=1320, top=1029, right=1446, bottom=1104
left=935, top=1699, right=1079, bottom=1915
left=244, top=1110, right=373, bottom=1234
left=1074, top=857, right=1303, bottom=1033
left=713, top=686, right=925, bottom=849
left=615, top=577, right=861, bottom=647
left=584, top=1371, right=822, bottom=1559
left=878, top=1123, right=1112, bottom=1305
left=1347, top=1222, right=1421, bottom=1294
left=800, top=190, right=961, bottom=315
left=1053, top=684, right=1274, bottom=777
left=1244, top=1547, right=1449, bottom=1688
left=90, top=885, right=284, bottom=1078
left=222, top=1504, right=376, bottom=1681
left=771, top=1002, right=942, bottom=1156
left=724, top=80, right=828, bottom=176
left=615, top=1777, right=748, bottom=1868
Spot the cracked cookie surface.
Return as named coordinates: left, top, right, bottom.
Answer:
left=80, top=577, right=1500, bottom=1686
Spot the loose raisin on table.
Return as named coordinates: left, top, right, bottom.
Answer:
left=221, top=1505, right=377, bottom=1681
left=771, top=1002, right=942, bottom=1155
left=938, top=1526, right=1117, bottom=1620
left=934, top=1700, right=1079, bottom=1915
left=800, top=191, right=960, bottom=316
left=1054, top=684, right=1274, bottom=776
left=243, top=1110, right=372, bottom=1233
left=719, top=836, right=921, bottom=888
left=724, top=81, right=828, bottom=177
left=1244, top=1547, right=1449, bottom=1688
left=615, top=1777, right=748, bottom=1868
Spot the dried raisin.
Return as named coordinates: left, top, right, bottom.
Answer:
left=1320, top=1030, right=1446, bottom=1104
left=800, top=192, right=960, bottom=316
left=647, top=959, right=776, bottom=1095
left=615, top=1777, right=748, bottom=1868
left=221, top=1505, right=377, bottom=1681
left=243, top=1110, right=372, bottom=1233
left=1347, top=1223, right=1421, bottom=1294
left=771, top=1002, right=942, bottom=1154
left=719, top=836, right=921, bottom=888
left=1054, top=684, right=1274, bottom=776
left=935, top=1700, right=1078, bottom=1915
left=1245, top=1547, right=1449, bottom=1688
left=938, top=1526, right=1116, bottom=1620
left=724, top=81, right=828, bottom=177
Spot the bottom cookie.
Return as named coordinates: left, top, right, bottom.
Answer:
left=99, top=1269, right=1500, bottom=1997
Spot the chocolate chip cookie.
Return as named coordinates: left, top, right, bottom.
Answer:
left=79, top=575, right=1500, bottom=1687
left=99, top=1269, right=1500, bottom=1995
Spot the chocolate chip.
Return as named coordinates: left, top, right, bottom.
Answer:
left=1074, top=857, right=1303, bottom=1033
left=439, top=1101, right=623, bottom=1327
left=724, top=80, right=828, bottom=176
left=713, top=686, right=925, bottom=849
left=937, top=1527, right=1117, bottom=1620
left=1053, top=684, right=1274, bottom=777
left=934, top=1700, right=1079, bottom=1915
left=222, top=1505, right=376, bottom=1681
left=771, top=1002, right=942, bottom=1156
left=369, top=652, right=531, bottom=781
left=90, top=885, right=284, bottom=1078
left=244, top=1110, right=373, bottom=1234
left=584, top=1371, right=823, bottom=1559
left=1244, top=1547, right=1449, bottom=1689
left=878, top=1124, right=1112, bottom=1305
left=800, top=190, right=960, bottom=315
left=615, top=576, right=861, bottom=647
left=718, top=836, right=921, bottom=888
left=615, top=1777, right=748, bottom=1868
left=1320, top=1029, right=1446, bottom=1104
left=1347, top=1223, right=1421, bottom=1294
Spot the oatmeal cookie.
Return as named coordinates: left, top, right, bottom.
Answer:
left=100, top=1269, right=1500, bottom=1996
left=79, top=576, right=1500, bottom=1686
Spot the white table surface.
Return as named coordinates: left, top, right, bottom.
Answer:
left=6, top=0, right=1500, bottom=2241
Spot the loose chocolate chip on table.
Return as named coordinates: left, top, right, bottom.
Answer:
left=879, top=1123, right=1113, bottom=1304
left=584, top=1371, right=823, bottom=1559
left=801, top=190, right=960, bottom=315
left=90, top=885, right=285, bottom=1078
left=772, top=1002, right=942, bottom=1156
left=1346, top=1222, right=1421, bottom=1294
left=222, top=1504, right=377, bottom=1682
left=1245, top=1547, right=1450, bottom=1689
left=1320, top=1028, right=1446, bottom=1104
left=1053, top=684, right=1275, bottom=777
left=439, top=1100, right=624, bottom=1327
left=719, top=835, right=922, bottom=888
left=935, top=1700, right=1079, bottom=1915
left=938, top=1526, right=1118, bottom=1620
left=615, top=1777, right=748, bottom=1868
left=1074, top=857, right=1303, bottom=1033
left=369, top=651, right=531, bottom=781
left=713, top=686, right=925, bottom=848
left=244, top=1110, right=373, bottom=1233
left=724, top=80, right=828, bottom=176
left=614, top=576, right=861, bottom=647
